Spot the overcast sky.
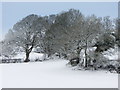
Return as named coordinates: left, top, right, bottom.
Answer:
left=1, top=2, right=118, bottom=41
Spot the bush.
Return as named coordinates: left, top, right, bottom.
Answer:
left=116, top=66, right=120, bottom=74
left=69, top=57, right=79, bottom=66
left=104, top=61, right=120, bottom=73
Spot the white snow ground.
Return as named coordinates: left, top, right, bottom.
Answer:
left=1, top=59, right=118, bottom=88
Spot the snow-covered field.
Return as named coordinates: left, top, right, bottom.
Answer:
left=1, top=59, right=118, bottom=88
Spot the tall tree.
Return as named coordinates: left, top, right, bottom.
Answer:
left=44, top=9, right=84, bottom=58
left=76, top=15, right=103, bottom=67
left=6, top=14, right=47, bottom=62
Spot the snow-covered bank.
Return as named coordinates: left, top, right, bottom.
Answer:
left=1, top=59, right=118, bottom=88
left=12, top=52, right=45, bottom=62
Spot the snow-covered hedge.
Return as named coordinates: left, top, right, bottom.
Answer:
left=12, top=52, right=45, bottom=62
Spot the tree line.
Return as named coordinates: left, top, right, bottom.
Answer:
left=1, top=9, right=119, bottom=68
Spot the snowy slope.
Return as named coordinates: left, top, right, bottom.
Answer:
left=1, top=59, right=118, bottom=88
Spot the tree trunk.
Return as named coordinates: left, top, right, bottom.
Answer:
left=84, top=47, right=88, bottom=67
left=58, top=52, right=61, bottom=58
left=77, top=47, right=82, bottom=58
left=84, top=39, right=88, bottom=68
left=48, top=54, right=51, bottom=58
left=44, top=53, right=47, bottom=60
left=63, top=54, right=67, bottom=59
left=24, top=37, right=35, bottom=62
left=76, top=40, right=82, bottom=59
left=24, top=52, right=30, bottom=62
